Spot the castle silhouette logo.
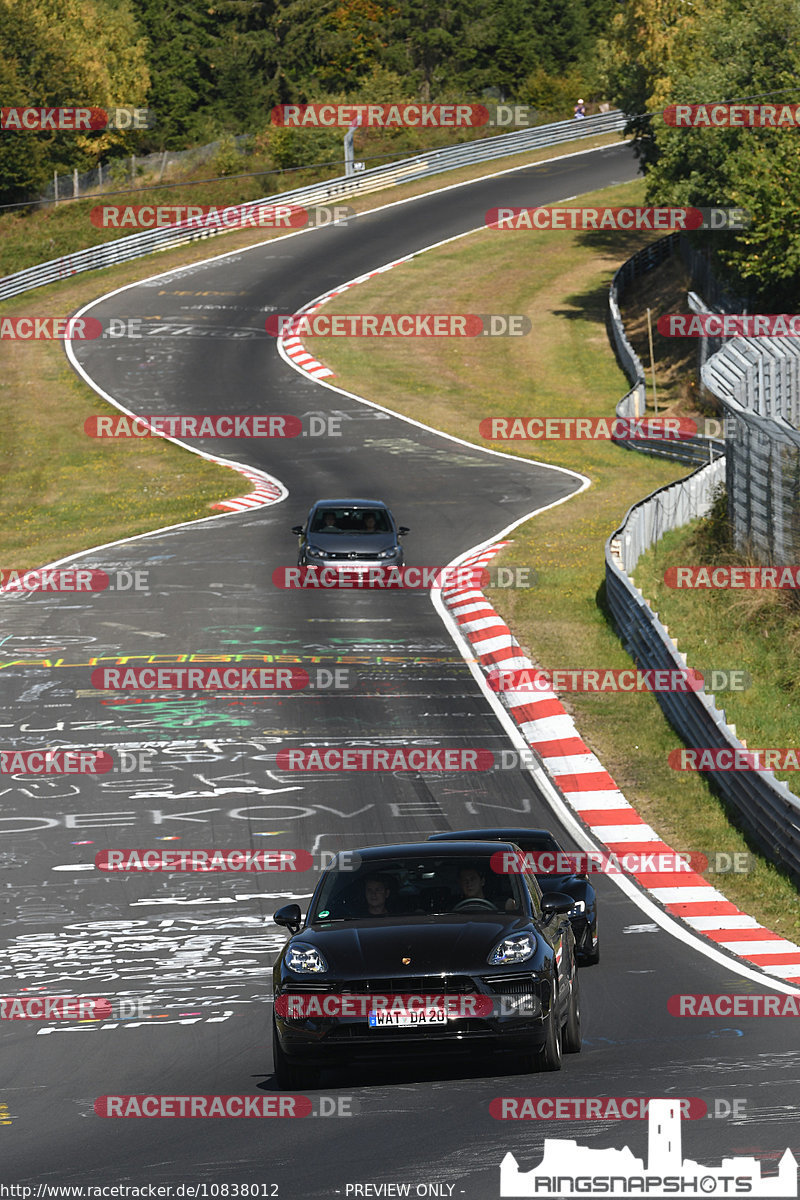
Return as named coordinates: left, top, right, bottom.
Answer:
left=500, top=1098, right=797, bottom=1197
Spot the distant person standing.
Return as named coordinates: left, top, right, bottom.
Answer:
left=574, top=98, right=586, bottom=119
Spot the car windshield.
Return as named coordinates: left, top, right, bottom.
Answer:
left=310, top=508, right=391, bottom=534
left=310, top=854, right=525, bottom=921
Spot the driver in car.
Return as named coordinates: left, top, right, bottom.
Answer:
left=454, top=864, right=519, bottom=912
left=458, top=865, right=488, bottom=902
left=363, top=875, right=392, bottom=916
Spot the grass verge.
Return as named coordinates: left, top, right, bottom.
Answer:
left=301, top=176, right=800, bottom=941
left=0, top=131, right=625, bottom=573
left=1, top=131, right=623, bottom=277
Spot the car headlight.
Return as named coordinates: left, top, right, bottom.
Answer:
left=306, top=545, right=331, bottom=559
left=569, top=900, right=586, bottom=916
left=488, top=932, right=535, bottom=965
left=376, top=547, right=400, bottom=559
left=285, top=942, right=328, bottom=974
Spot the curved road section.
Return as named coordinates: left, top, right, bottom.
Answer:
left=1, top=143, right=796, bottom=1196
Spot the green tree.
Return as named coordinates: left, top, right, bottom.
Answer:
left=642, top=0, right=800, bottom=305
left=0, top=0, right=150, bottom=204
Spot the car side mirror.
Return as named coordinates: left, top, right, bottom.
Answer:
left=540, top=892, right=573, bottom=918
left=274, top=903, right=302, bottom=932
left=398, top=526, right=410, bottom=535
left=291, top=526, right=304, bottom=536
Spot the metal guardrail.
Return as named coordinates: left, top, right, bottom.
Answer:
left=605, top=240, right=800, bottom=881
left=703, top=336, right=800, bottom=561
left=605, top=461, right=800, bottom=883
left=608, top=233, right=725, bottom=466
left=0, top=111, right=626, bottom=302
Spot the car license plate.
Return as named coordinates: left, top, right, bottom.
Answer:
left=368, top=1008, right=447, bottom=1027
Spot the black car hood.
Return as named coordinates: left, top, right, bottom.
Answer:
left=294, top=915, right=529, bottom=976
left=537, top=875, right=581, bottom=895
left=307, top=532, right=396, bottom=554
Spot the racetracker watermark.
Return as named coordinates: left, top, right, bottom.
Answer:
left=669, top=747, right=800, bottom=771
left=0, top=107, right=154, bottom=131
left=659, top=313, right=800, bottom=338
left=479, top=417, right=698, bottom=440
left=490, top=849, right=708, bottom=875
left=0, top=750, right=113, bottom=775
left=271, top=566, right=534, bottom=589
left=469, top=656, right=728, bottom=697
left=89, top=203, right=352, bottom=230
left=664, top=565, right=800, bottom=588
left=276, top=747, right=495, bottom=771
left=0, top=317, right=103, bottom=340
left=669, top=994, right=800, bottom=1015
left=0, top=996, right=111, bottom=1019
left=95, top=848, right=313, bottom=872
left=90, top=667, right=348, bottom=690
left=487, top=667, right=708, bottom=692
left=490, top=1098, right=714, bottom=1120
left=84, top=415, right=302, bottom=439
left=271, top=102, right=585, bottom=128
left=486, top=206, right=750, bottom=231
left=95, top=1095, right=309, bottom=1117
left=0, top=568, right=148, bottom=592
left=266, top=314, right=530, bottom=337
left=275, top=993, right=495, bottom=1018
left=664, top=102, right=800, bottom=127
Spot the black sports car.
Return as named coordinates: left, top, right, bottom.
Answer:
left=428, top=828, right=599, bottom=965
left=271, top=841, right=580, bottom=1088
left=291, top=498, right=409, bottom=569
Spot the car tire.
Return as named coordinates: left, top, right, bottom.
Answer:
left=536, top=1006, right=563, bottom=1071
left=581, top=928, right=600, bottom=966
left=562, top=976, right=582, bottom=1053
left=272, top=1018, right=320, bottom=1090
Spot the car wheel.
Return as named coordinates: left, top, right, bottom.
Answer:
left=580, top=926, right=600, bottom=966
left=562, top=976, right=582, bottom=1053
left=272, top=1018, right=319, bottom=1091
left=537, top=1006, right=563, bottom=1071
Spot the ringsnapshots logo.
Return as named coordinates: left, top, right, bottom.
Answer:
left=486, top=206, right=750, bottom=231
left=659, top=313, right=800, bottom=338
left=89, top=203, right=353, bottom=231
left=479, top=417, right=698, bottom=441
left=0, top=107, right=154, bottom=131
left=664, top=102, right=800, bottom=127
left=266, top=313, right=531, bottom=337
left=499, top=1098, right=797, bottom=1198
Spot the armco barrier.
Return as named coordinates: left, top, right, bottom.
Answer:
left=605, top=460, right=800, bottom=882
left=0, top=111, right=626, bottom=302
left=609, top=233, right=724, bottom=466
left=703, top=336, right=800, bottom=562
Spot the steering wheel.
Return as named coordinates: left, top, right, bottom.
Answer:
left=451, top=897, right=498, bottom=912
